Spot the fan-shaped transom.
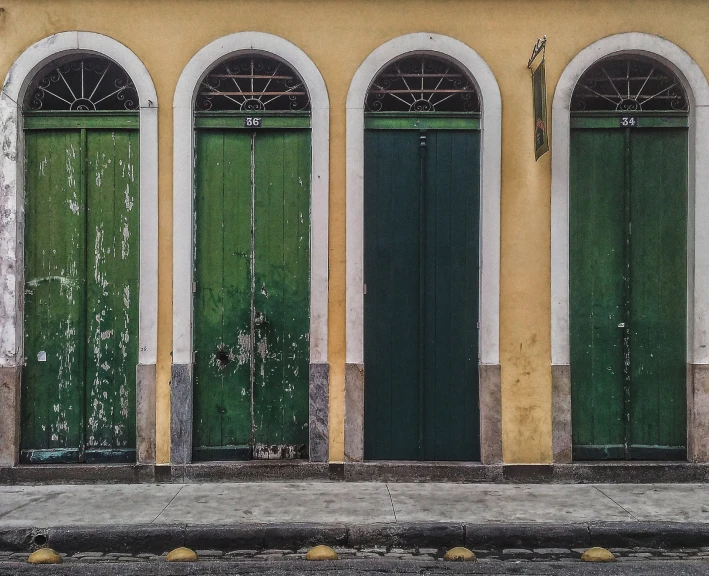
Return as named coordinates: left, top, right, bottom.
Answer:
left=365, top=54, right=479, bottom=113
left=195, top=54, right=310, bottom=112
left=572, top=56, right=689, bottom=113
left=24, top=55, right=138, bottom=112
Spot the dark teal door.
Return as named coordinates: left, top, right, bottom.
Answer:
left=363, top=125, right=480, bottom=460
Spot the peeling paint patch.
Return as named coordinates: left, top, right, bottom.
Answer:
left=253, top=444, right=307, bottom=460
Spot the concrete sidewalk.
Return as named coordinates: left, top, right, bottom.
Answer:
left=3, top=482, right=709, bottom=552
left=1, top=482, right=708, bottom=526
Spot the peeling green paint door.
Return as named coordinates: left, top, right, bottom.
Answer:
left=193, top=119, right=311, bottom=461
left=570, top=115, right=687, bottom=460
left=363, top=120, right=480, bottom=461
left=21, top=117, right=140, bottom=464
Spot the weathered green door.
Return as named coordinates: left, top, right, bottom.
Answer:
left=21, top=116, right=140, bottom=464
left=363, top=119, right=481, bottom=460
left=570, top=115, right=688, bottom=460
left=193, top=117, right=311, bottom=461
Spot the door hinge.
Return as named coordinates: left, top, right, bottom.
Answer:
left=363, top=283, right=367, bottom=295
left=192, top=282, right=197, bottom=293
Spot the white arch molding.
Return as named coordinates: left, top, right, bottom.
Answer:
left=171, top=32, right=330, bottom=463
left=344, top=33, right=502, bottom=463
left=551, top=32, right=709, bottom=462
left=0, top=31, right=159, bottom=466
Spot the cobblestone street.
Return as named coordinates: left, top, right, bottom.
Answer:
left=4, top=545, right=709, bottom=563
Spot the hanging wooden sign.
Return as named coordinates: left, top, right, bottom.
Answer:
left=528, top=36, right=549, bottom=160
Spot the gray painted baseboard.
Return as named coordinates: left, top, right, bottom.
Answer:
left=170, top=363, right=193, bottom=465
left=136, top=363, right=156, bottom=464
left=0, top=366, right=20, bottom=466
left=309, top=363, right=329, bottom=462
left=344, top=363, right=364, bottom=462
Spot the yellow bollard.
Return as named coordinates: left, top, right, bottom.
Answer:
left=443, top=546, right=477, bottom=561
left=166, top=547, right=199, bottom=562
left=581, top=547, right=615, bottom=562
left=27, top=548, right=63, bottom=564
left=305, top=545, right=338, bottom=560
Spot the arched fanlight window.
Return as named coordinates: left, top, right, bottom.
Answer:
left=24, top=54, right=138, bottom=111
left=365, top=54, right=479, bottom=113
left=572, top=56, right=689, bottom=113
left=195, top=54, right=310, bottom=112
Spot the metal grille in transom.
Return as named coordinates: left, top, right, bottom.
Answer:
left=24, top=55, right=138, bottom=111
left=366, top=55, right=479, bottom=113
left=572, top=56, right=689, bottom=113
left=196, top=55, right=310, bottom=112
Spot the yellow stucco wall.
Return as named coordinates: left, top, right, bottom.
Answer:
left=3, top=0, right=708, bottom=464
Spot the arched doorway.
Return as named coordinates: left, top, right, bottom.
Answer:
left=362, top=54, right=481, bottom=460
left=20, top=54, right=141, bottom=464
left=569, top=55, right=689, bottom=460
left=191, top=54, right=312, bottom=461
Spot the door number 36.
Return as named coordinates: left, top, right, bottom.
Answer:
left=244, top=117, right=262, bottom=128
left=620, top=117, right=637, bottom=127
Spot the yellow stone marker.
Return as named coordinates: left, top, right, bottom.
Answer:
left=166, top=547, right=199, bottom=562
left=306, top=545, right=338, bottom=560
left=27, top=548, right=62, bottom=564
left=443, top=547, right=477, bottom=561
left=581, top=547, right=615, bottom=562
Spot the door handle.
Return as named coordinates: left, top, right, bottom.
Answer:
left=254, top=311, right=266, bottom=326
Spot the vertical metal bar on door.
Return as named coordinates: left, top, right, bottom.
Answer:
left=79, top=127, right=88, bottom=464
left=249, top=131, right=256, bottom=454
left=622, top=127, right=632, bottom=459
left=418, top=130, right=427, bottom=459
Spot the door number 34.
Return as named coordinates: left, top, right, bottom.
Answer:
left=620, top=117, right=637, bottom=127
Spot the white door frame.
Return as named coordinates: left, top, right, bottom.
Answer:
left=344, top=33, right=502, bottom=463
left=0, top=31, right=159, bottom=465
left=171, top=32, right=330, bottom=463
left=550, top=32, right=709, bottom=462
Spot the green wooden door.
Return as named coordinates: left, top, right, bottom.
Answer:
left=570, top=115, right=687, bottom=460
left=193, top=120, right=311, bottom=461
left=21, top=118, right=140, bottom=464
left=363, top=121, right=480, bottom=461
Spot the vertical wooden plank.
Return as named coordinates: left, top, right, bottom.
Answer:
left=85, top=129, right=116, bottom=453
left=107, top=128, right=139, bottom=453
left=21, top=130, right=85, bottom=458
left=628, top=127, right=687, bottom=455
left=109, top=129, right=139, bottom=452
left=217, top=130, right=255, bottom=449
left=388, top=129, right=422, bottom=460
left=424, top=130, right=450, bottom=460
left=253, top=131, right=287, bottom=452
left=363, top=130, right=389, bottom=459
left=85, top=129, right=139, bottom=454
left=462, top=130, right=482, bottom=460
left=363, top=130, right=421, bottom=459
left=193, top=131, right=227, bottom=449
left=279, top=130, right=311, bottom=451
left=570, top=128, right=626, bottom=457
left=422, top=130, right=480, bottom=461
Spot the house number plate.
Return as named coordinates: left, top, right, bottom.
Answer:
left=620, top=117, right=637, bottom=127
left=244, top=117, right=262, bottom=128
